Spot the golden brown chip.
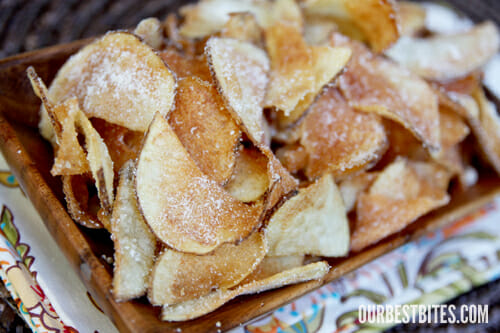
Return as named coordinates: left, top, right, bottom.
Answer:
left=436, top=71, right=482, bottom=96
left=149, top=231, right=266, bottom=305
left=334, top=34, right=441, bottom=153
left=169, top=76, right=241, bottom=184
left=240, top=255, right=305, bottom=283
left=161, top=261, right=329, bottom=322
left=304, top=15, right=339, bottom=46
left=338, top=171, right=378, bottom=212
left=62, top=174, right=103, bottom=229
left=386, top=22, right=500, bottom=81
left=300, top=86, right=387, bottom=180
left=351, top=158, right=451, bottom=252
left=112, top=161, right=156, bottom=301
left=303, top=0, right=399, bottom=52
left=266, top=174, right=350, bottom=257
left=275, top=143, right=308, bottom=175
left=136, top=114, right=263, bottom=254
left=221, top=12, right=263, bottom=45
left=206, top=37, right=270, bottom=143
left=43, top=32, right=176, bottom=133
left=224, top=145, right=269, bottom=202
left=134, top=17, right=164, bottom=49
left=470, top=88, right=500, bottom=175
left=439, top=107, right=470, bottom=149
left=91, top=118, right=143, bottom=174
left=398, top=1, right=426, bottom=36
left=159, top=49, right=212, bottom=82
left=264, top=22, right=315, bottom=116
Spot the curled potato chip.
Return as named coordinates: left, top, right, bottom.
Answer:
left=470, top=88, right=500, bottom=175
left=206, top=37, right=270, bottom=143
left=339, top=172, right=378, bottom=212
left=398, top=1, right=426, bottom=36
left=27, top=67, right=89, bottom=175
left=43, top=32, right=176, bottom=133
left=351, top=158, right=451, bottom=252
left=169, top=76, right=240, bottom=184
left=300, top=87, right=387, bottom=179
left=112, top=161, right=156, bottom=301
left=149, top=231, right=266, bottom=305
left=436, top=71, right=482, bottom=96
left=275, top=143, right=308, bottom=175
left=386, top=22, right=500, bottom=81
left=303, top=0, right=399, bottom=52
left=62, top=174, right=103, bottom=229
left=224, top=145, right=269, bottom=202
left=136, top=114, right=263, bottom=254
left=334, top=34, right=441, bottom=153
left=159, top=49, right=212, bottom=81
left=161, top=261, right=329, bottom=322
left=241, top=255, right=305, bottom=283
left=439, top=107, right=470, bottom=150
left=266, top=174, right=350, bottom=257
left=134, top=17, right=163, bottom=49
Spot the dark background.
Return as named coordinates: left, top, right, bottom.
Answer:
left=0, top=0, right=500, bottom=332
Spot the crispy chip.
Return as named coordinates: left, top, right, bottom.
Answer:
left=436, top=71, right=482, bottom=96
left=206, top=37, right=270, bottom=143
left=300, top=87, right=387, bottom=179
left=161, top=261, right=329, bottom=321
left=304, top=15, right=339, bottom=46
left=303, top=0, right=399, bottom=52
left=221, top=12, right=263, bottom=45
left=470, top=88, right=500, bottom=175
left=43, top=32, right=176, bottom=133
left=439, top=106, right=470, bottom=149
left=241, top=255, right=305, bottom=282
left=351, top=158, right=451, bottom=252
left=159, top=49, right=212, bottom=81
left=169, top=77, right=241, bottom=184
left=136, top=114, right=263, bottom=254
left=264, top=22, right=314, bottom=116
left=27, top=67, right=89, bottom=175
left=266, top=174, right=350, bottom=257
left=275, top=143, right=308, bottom=175
left=149, top=231, right=266, bottom=305
left=62, top=174, right=103, bottom=229
left=334, top=34, right=441, bottom=153
left=386, top=22, right=500, bottom=81
left=134, top=17, right=164, bottom=49
left=398, top=1, right=426, bottom=36
left=224, top=145, right=269, bottom=202
left=339, top=172, right=378, bottom=212
left=112, top=161, right=156, bottom=301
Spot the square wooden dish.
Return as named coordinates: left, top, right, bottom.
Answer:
left=1, top=40, right=500, bottom=333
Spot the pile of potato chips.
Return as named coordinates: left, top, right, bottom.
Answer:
left=27, top=0, right=500, bottom=322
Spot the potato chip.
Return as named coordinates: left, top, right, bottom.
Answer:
left=470, top=88, right=500, bottom=175
left=276, top=45, right=352, bottom=127
left=27, top=67, right=89, bottom=175
left=264, top=22, right=314, bottom=116
left=136, top=114, right=263, bottom=254
left=334, top=34, right=441, bottom=153
left=149, top=231, right=266, bottom=305
left=266, top=174, right=349, bottom=257
left=240, top=255, right=305, bottom=283
left=224, top=145, right=269, bottom=202
left=300, top=86, right=387, bottom=179
left=351, top=158, right=451, bottom=252
left=338, top=172, right=378, bottom=212
left=169, top=76, right=241, bottom=184
left=91, top=118, right=143, bottom=174
left=304, top=15, right=339, bottom=46
left=398, top=1, right=426, bottom=36
left=112, top=161, right=156, bottom=301
left=221, top=12, right=263, bottom=46
left=159, top=49, right=212, bottom=81
left=386, top=22, right=500, bottom=81
left=436, top=71, right=482, bottom=97
left=303, top=0, right=399, bottom=52
left=161, top=261, right=329, bottom=321
left=134, top=17, right=164, bottom=49
left=439, top=107, right=470, bottom=149
left=43, top=31, right=176, bottom=133
left=275, top=143, right=308, bottom=175
left=62, top=174, right=103, bottom=229
left=206, top=37, right=270, bottom=143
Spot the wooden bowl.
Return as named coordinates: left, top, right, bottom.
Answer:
left=1, top=40, right=500, bottom=333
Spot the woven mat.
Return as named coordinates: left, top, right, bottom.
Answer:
left=1, top=1, right=500, bottom=332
